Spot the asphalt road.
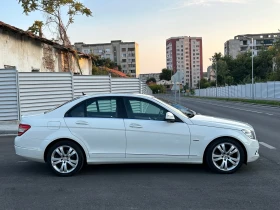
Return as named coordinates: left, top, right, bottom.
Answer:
left=1, top=97, right=280, bottom=209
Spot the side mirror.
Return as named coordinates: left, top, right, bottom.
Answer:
left=165, top=112, right=175, bottom=123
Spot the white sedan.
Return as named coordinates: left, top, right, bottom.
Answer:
left=15, top=94, right=259, bottom=176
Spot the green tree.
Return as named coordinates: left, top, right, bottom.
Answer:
left=27, top=20, right=44, bottom=37
left=197, top=78, right=210, bottom=89
left=146, top=77, right=156, bottom=84
left=159, top=68, right=172, bottom=81
left=18, top=0, right=92, bottom=46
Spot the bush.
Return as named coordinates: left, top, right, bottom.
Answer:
left=149, top=84, right=166, bottom=94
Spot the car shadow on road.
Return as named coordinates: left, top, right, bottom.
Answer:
left=7, top=161, right=258, bottom=178
left=81, top=163, right=210, bottom=176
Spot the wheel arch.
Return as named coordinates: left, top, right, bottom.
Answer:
left=203, top=136, right=248, bottom=164
left=44, top=138, right=87, bottom=163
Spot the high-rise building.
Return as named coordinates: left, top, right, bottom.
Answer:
left=166, top=36, right=203, bottom=88
left=74, top=40, right=139, bottom=77
left=224, top=33, right=280, bottom=59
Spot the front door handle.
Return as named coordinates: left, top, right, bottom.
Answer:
left=129, top=123, right=142, bottom=128
left=75, top=121, right=89, bottom=125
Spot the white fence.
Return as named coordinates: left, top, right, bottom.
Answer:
left=0, top=70, right=19, bottom=120
left=195, top=82, right=280, bottom=100
left=0, top=70, right=152, bottom=121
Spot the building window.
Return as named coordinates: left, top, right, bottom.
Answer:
left=274, top=35, right=278, bottom=38
left=193, top=53, right=195, bottom=56
left=260, top=35, right=263, bottom=38
left=122, top=59, right=126, bottom=62
left=193, top=49, right=195, bottom=52
left=193, top=65, right=195, bottom=67
left=128, top=48, right=135, bottom=51
left=122, top=54, right=126, bottom=57
left=181, top=45, right=183, bottom=47
left=122, top=48, right=126, bottom=52
left=196, top=53, right=199, bottom=55
left=105, top=49, right=110, bottom=52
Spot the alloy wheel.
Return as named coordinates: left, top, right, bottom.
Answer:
left=212, top=143, right=240, bottom=172
left=51, top=146, right=79, bottom=174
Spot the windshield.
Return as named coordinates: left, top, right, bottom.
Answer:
left=153, top=97, right=196, bottom=118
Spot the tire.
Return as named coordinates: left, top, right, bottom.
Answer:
left=46, top=140, right=85, bottom=176
left=205, top=138, right=245, bottom=174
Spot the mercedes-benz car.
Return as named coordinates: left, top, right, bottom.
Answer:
left=15, top=94, right=259, bottom=176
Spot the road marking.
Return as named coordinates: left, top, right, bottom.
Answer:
left=17, top=160, right=29, bottom=163
left=182, top=98, right=276, bottom=115
left=259, top=142, right=276, bottom=150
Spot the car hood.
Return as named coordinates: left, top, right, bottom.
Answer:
left=190, top=114, right=253, bottom=131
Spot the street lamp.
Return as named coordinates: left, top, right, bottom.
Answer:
left=241, top=35, right=254, bottom=99
left=209, top=58, right=218, bottom=97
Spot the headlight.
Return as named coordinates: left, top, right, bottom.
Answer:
left=242, top=129, right=256, bottom=139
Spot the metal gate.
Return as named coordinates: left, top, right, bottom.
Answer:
left=0, top=69, right=19, bottom=121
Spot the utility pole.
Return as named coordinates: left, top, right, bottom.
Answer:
left=242, top=36, right=254, bottom=99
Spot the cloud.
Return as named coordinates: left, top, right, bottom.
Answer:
left=162, top=0, right=249, bottom=11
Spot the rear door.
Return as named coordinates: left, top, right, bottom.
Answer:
left=64, top=97, right=126, bottom=158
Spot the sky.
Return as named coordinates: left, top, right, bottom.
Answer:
left=0, top=0, right=280, bottom=73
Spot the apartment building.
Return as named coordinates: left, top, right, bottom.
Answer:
left=224, top=33, right=280, bottom=58
left=166, top=36, right=203, bottom=88
left=74, top=40, right=139, bottom=77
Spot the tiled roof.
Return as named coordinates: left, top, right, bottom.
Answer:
left=0, top=21, right=91, bottom=58
left=104, top=68, right=128, bottom=78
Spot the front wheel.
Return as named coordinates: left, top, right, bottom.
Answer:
left=46, top=141, right=85, bottom=176
left=205, top=138, right=245, bottom=174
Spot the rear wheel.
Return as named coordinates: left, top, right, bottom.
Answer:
left=205, top=138, right=245, bottom=174
left=46, top=141, right=85, bottom=176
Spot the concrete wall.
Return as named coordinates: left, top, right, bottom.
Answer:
left=0, top=29, right=91, bottom=75
left=0, top=28, right=45, bottom=71
left=224, top=39, right=241, bottom=58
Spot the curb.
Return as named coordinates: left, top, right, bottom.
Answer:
left=0, top=130, right=17, bottom=135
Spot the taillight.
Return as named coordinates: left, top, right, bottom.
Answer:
left=18, top=124, right=31, bottom=136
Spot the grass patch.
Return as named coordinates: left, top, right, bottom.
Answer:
left=189, top=96, right=280, bottom=107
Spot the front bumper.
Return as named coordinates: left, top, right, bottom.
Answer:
left=246, top=140, right=260, bottom=163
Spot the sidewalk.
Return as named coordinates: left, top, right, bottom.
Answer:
left=0, top=121, right=18, bottom=135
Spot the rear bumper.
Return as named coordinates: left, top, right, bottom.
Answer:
left=15, top=145, right=44, bottom=163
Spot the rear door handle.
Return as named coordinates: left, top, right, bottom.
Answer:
left=75, top=121, right=89, bottom=125
left=129, top=123, right=142, bottom=128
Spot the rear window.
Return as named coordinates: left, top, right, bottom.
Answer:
left=44, top=97, right=83, bottom=114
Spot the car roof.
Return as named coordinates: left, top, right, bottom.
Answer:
left=80, top=93, right=154, bottom=99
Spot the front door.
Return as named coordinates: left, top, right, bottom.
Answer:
left=123, top=97, right=191, bottom=159
left=64, top=97, right=126, bottom=158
